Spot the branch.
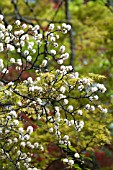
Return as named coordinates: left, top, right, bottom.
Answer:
left=64, top=0, right=75, bottom=67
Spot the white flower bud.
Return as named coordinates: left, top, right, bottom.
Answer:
left=67, top=105, right=73, bottom=112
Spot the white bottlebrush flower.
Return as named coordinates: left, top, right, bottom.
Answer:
left=63, top=158, right=68, bottom=163
left=77, top=110, right=82, bottom=115
left=40, top=145, right=44, bottom=151
left=63, top=135, right=69, bottom=141
left=96, top=83, right=106, bottom=93
left=94, top=95, right=99, bottom=100
left=0, top=23, right=5, bottom=31
left=36, top=40, right=41, bottom=46
left=102, top=108, right=108, bottom=113
left=50, top=49, right=56, bottom=55
left=63, top=53, right=69, bottom=60
left=26, top=141, right=31, bottom=147
left=50, top=36, right=56, bottom=42
left=57, top=25, right=61, bottom=30
left=63, top=99, right=68, bottom=105
left=27, top=126, right=33, bottom=134
left=79, top=121, right=84, bottom=129
left=56, top=34, right=59, bottom=39
left=60, top=86, right=66, bottom=93
left=24, top=134, right=30, bottom=140
left=62, top=29, right=67, bottom=34
left=26, top=157, right=31, bottom=163
left=90, top=105, right=95, bottom=111
left=7, top=139, right=12, bottom=145
left=13, top=138, right=18, bottom=143
left=13, top=120, right=19, bottom=126
left=67, top=105, right=73, bottom=112
left=34, top=86, right=42, bottom=92
left=24, top=50, right=29, bottom=56
left=17, top=59, right=22, bottom=66
left=62, top=23, right=67, bottom=28
left=85, top=104, right=90, bottom=110
left=59, top=45, right=65, bottom=53
left=49, top=128, right=53, bottom=133
left=70, top=120, right=74, bottom=125
left=27, top=77, right=33, bottom=84
left=49, top=23, right=54, bottom=30
left=1, top=68, right=8, bottom=74
left=91, top=87, right=98, bottom=93
left=78, top=85, right=84, bottom=91
left=41, top=59, right=48, bottom=67
left=10, top=58, right=15, bottom=63
left=34, top=142, right=39, bottom=148
left=15, top=20, right=21, bottom=26
left=37, top=33, right=42, bottom=39
left=0, top=43, right=4, bottom=52
left=5, top=36, right=10, bottom=43
left=8, top=81, right=14, bottom=86
left=20, top=142, right=26, bottom=147
left=66, top=24, right=71, bottom=31
left=19, top=127, right=24, bottom=133
left=0, top=59, right=4, bottom=68
left=68, top=160, right=74, bottom=166
left=17, top=101, right=22, bottom=106
left=7, top=44, right=15, bottom=51
left=33, top=24, right=40, bottom=31
left=53, top=43, right=58, bottom=47
left=22, top=23, right=27, bottom=29
left=0, top=14, right=4, bottom=21
left=27, top=55, right=32, bottom=62
left=32, top=49, right=36, bottom=53
left=74, top=153, right=80, bottom=158
left=9, top=110, right=17, bottom=118
left=0, top=32, right=4, bottom=39
left=29, top=86, right=35, bottom=92
left=20, top=40, right=25, bottom=47
left=57, top=59, right=63, bottom=65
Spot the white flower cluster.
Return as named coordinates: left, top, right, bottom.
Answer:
left=0, top=108, right=43, bottom=169
left=0, top=18, right=109, bottom=169
left=63, top=158, right=74, bottom=166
